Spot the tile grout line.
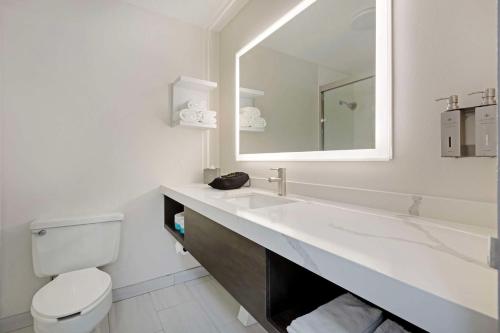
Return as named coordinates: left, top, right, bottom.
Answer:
left=189, top=280, right=225, bottom=333
left=153, top=278, right=224, bottom=333
left=148, top=291, right=170, bottom=333
left=184, top=278, right=236, bottom=333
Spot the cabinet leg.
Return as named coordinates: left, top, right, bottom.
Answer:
left=237, top=306, right=257, bottom=327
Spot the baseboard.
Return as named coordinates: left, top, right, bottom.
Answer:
left=112, top=266, right=209, bottom=302
left=0, top=312, right=33, bottom=333
left=0, top=266, right=209, bottom=333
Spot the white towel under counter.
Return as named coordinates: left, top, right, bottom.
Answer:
left=287, top=293, right=383, bottom=333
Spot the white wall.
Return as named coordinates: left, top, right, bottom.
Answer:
left=220, top=0, right=497, bottom=205
left=240, top=46, right=319, bottom=153
left=0, top=0, right=211, bottom=319
left=318, top=65, right=349, bottom=86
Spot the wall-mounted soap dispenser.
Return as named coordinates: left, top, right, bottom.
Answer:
left=440, top=110, right=464, bottom=157
left=470, top=89, right=497, bottom=157
left=436, top=95, right=464, bottom=157
left=475, top=105, right=497, bottom=157
left=437, top=89, right=497, bottom=158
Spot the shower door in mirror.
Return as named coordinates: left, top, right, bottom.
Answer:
left=321, top=76, right=375, bottom=151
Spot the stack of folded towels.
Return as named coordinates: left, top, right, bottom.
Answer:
left=240, top=106, right=266, bottom=129
left=287, top=293, right=411, bottom=333
left=179, top=100, right=216, bottom=126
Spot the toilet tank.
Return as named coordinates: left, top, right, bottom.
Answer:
left=31, top=213, right=123, bottom=277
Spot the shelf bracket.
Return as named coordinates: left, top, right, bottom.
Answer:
left=488, top=237, right=500, bottom=270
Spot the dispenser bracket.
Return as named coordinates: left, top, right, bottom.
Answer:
left=488, top=237, right=500, bottom=270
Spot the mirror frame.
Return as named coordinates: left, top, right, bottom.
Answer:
left=235, top=0, right=392, bottom=162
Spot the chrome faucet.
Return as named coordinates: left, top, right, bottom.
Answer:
left=268, top=168, right=286, bottom=196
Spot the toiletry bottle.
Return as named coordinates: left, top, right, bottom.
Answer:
left=441, top=110, right=463, bottom=157
left=475, top=105, right=497, bottom=157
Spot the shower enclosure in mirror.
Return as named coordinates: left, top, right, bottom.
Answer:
left=321, top=76, right=375, bottom=151
left=235, top=0, right=392, bottom=161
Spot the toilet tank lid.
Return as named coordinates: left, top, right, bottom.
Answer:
left=31, top=213, right=124, bottom=231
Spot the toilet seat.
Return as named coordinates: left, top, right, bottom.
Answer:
left=32, top=267, right=111, bottom=320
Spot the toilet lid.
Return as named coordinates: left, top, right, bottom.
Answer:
left=32, top=268, right=111, bottom=319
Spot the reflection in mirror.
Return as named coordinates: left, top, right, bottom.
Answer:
left=239, top=0, right=376, bottom=155
left=321, top=76, right=375, bottom=150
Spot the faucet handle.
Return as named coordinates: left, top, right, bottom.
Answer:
left=270, top=168, right=286, bottom=179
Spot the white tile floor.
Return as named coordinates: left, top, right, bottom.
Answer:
left=10, top=276, right=267, bottom=333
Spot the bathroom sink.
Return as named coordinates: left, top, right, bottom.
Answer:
left=224, top=193, right=296, bottom=209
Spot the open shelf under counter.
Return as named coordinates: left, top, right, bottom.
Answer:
left=163, top=195, right=185, bottom=244
left=266, top=251, right=426, bottom=333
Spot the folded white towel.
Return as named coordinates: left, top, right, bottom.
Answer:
left=186, top=100, right=207, bottom=111
left=374, top=320, right=410, bottom=333
left=199, top=110, right=216, bottom=122
left=200, top=113, right=216, bottom=125
left=240, top=106, right=261, bottom=119
left=179, top=108, right=201, bottom=123
left=287, top=293, right=383, bottom=333
left=239, top=115, right=251, bottom=127
left=250, top=117, right=267, bottom=128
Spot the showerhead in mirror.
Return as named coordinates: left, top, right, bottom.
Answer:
left=339, top=100, right=358, bottom=110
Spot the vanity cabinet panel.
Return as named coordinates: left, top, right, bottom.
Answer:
left=183, top=208, right=277, bottom=332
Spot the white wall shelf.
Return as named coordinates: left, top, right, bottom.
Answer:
left=240, top=87, right=265, bottom=98
left=240, top=126, right=265, bottom=132
left=239, top=87, right=264, bottom=108
left=179, top=121, right=217, bottom=129
left=173, top=76, right=218, bottom=92
left=171, top=75, right=218, bottom=129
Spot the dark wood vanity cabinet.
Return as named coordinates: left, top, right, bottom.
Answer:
left=163, top=196, right=426, bottom=333
left=183, top=208, right=277, bottom=332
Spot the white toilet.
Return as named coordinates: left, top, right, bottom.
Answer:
left=30, top=213, right=123, bottom=333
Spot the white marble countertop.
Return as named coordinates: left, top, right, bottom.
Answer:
left=160, top=184, right=498, bottom=333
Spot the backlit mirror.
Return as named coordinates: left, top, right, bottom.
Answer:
left=235, top=0, right=392, bottom=161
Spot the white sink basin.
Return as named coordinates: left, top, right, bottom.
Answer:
left=224, top=193, right=296, bottom=209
